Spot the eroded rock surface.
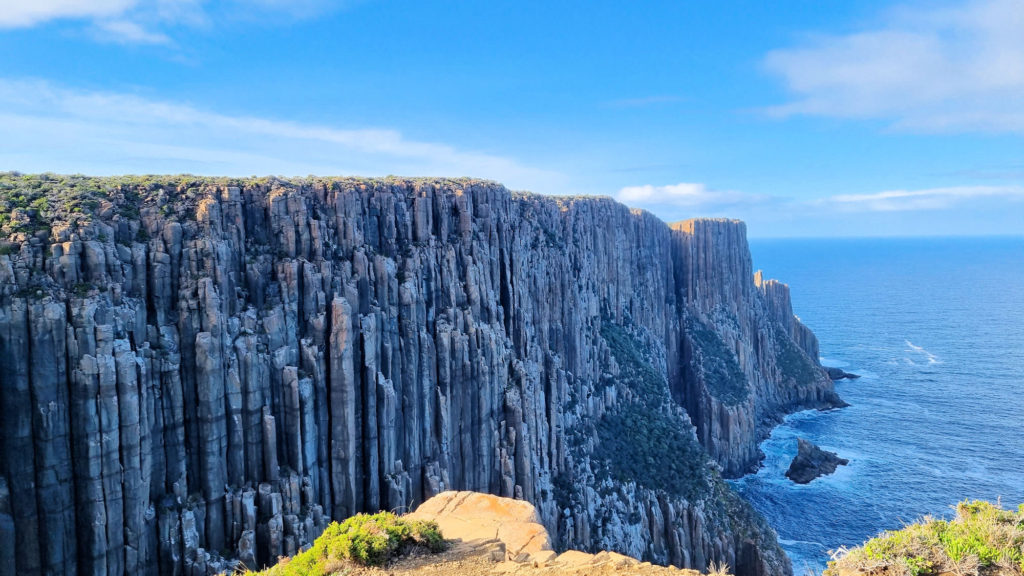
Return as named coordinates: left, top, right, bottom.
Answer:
left=0, top=175, right=842, bottom=576
left=407, top=491, right=551, bottom=560
left=390, top=491, right=711, bottom=575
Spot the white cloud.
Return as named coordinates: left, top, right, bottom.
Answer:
left=0, top=0, right=137, bottom=28
left=616, top=182, right=770, bottom=209
left=818, top=185, right=1024, bottom=212
left=0, top=78, right=565, bottom=192
left=93, top=19, right=172, bottom=44
left=763, top=0, right=1024, bottom=133
left=616, top=181, right=1024, bottom=221
left=0, top=0, right=341, bottom=43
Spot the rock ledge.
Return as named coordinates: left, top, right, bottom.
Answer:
left=395, top=491, right=712, bottom=575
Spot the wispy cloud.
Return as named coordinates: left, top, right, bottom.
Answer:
left=0, top=78, right=564, bottom=191
left=0, top=0, right=344, bottom=44
left=0, top=0, right=137, bottom=28
left=817, top=186, right=1024, bottom=212
left=617, top=182, right=1024, bottom=218
left=616, top=182, right=773, bottom=213
left=762, top=0, right=1024, bottom=133
left=92, top=19, right=172, bottom=44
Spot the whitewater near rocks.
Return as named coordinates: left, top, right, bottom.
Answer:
left=0, top=175, right=841, bottom=576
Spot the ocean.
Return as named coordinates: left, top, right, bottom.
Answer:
left=733, top=236, right=1024, bottom=575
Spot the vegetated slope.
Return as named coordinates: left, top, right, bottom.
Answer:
left=0, top=173, right=841, bottom=576
left=827, top=501, right=1024, bottom=576
left=247, top=511, right=445, bottom=575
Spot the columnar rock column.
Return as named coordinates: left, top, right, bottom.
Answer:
left=0, top=175, right=840, bottom=576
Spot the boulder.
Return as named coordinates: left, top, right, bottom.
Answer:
left=406, top=491, right=551, bottom=560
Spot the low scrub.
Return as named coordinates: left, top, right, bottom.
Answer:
left=248, top=512, right=445, bottom=575
left=827, top=500, right=1024, bottom=576
left=595, top=322, right=709, bottom=500
left=685, top=317, right=748, bottom=405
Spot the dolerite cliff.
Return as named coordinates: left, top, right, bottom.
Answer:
left=0, top=174, right=843, bottom=576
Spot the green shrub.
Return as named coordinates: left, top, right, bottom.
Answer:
left=774, top=325, right=819, bottom=387
left=72, top=283, right=95, bottom=297
left=686, top=317, right=749, bottom=405
left=600, top=321, right=669, bottom=403
left=827, top=500, right=1024, bottom=576
left=250, top=512, right=445, bottom=575
left=594, top=321, right=709, bottom=500
left=594, top=402, right=706, bottom=500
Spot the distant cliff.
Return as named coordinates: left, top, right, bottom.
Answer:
left=0, top=174, right=842, bottom=576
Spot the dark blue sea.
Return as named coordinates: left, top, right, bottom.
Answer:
left=734, top=237, right=1024, bottom=575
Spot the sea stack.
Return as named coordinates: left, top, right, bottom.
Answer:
left=786, top=438, right=849, bottom=484
left=825, top=366, right=861, bottom=381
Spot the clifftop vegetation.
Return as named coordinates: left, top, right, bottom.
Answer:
left=0, top=172, right=498, bottom=239
left=246, top=512, right=445, bottom=575
left=827, top=501, right=1024, bottom=576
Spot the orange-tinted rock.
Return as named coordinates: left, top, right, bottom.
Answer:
left=407, top=491, right=551, bottom=558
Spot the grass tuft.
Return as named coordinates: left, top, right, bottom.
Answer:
left=826, top=500, right=1024, bottom=576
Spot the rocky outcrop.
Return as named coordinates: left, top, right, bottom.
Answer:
left=785, top=439, right=848, bottom=484
left=381, top=491, right=712, bottom=573
left=267, top=491, right=717, bottom=576
left=0, top=174, right=841, bottom=576
left=405, top=491, right=552, bottom=562
left=825, top=367, right=860, bottom=381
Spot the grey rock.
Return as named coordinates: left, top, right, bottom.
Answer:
left=785, top=438, right=849, bottom=484
left=0, top=176, right=844, bottom=576
left=825, top=366, right=861, bottom=381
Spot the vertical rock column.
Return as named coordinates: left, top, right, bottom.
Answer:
left=195, top=330, right=227, bottom=554
left=29, top=300, right=77, bottom=576
left=328, top=296, right=358, bottom=519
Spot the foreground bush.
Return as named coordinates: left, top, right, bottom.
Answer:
left=827, top=501, right=1024, bottom=576
left=248, top=512, right=446, bottom=575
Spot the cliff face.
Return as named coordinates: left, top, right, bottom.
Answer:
left=0, top=174, right=841, bottom=576
left=674, top=223, right=841, bottom=477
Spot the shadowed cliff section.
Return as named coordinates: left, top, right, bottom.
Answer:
left=0, top=174, right=841, bottom=576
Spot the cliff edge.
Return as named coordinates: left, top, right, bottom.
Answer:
left=0, top=174, right=842, bottom=576
left=255, top=491, right=729, bottom=576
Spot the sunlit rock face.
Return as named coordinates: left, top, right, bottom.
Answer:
left=0, top=175, right=840, bottom=576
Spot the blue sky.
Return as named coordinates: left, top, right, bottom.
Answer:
left=2, top=0, right=1023, bottom=237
